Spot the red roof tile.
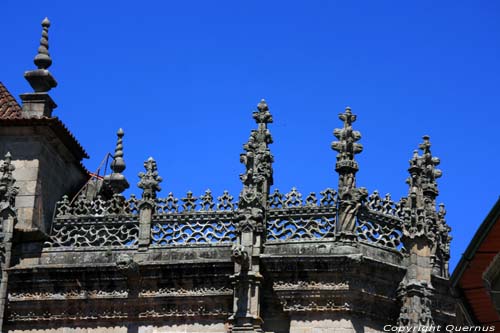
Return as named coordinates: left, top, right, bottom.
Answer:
left=0, top=82, right=23, bottom=119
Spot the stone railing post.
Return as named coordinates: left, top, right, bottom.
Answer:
left=137, top=157, right=162, bottom=250
left=331, top=107, right=365, bottom=244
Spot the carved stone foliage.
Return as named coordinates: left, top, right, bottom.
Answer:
left=278, top=292, right=350, bottom=313
left=54, top=194, right=138, bottom=218
left=397, top=282, right=435, bottom=327
left=431, top=203, right=452, bottom=278
left=331, top=107, right=363, bottom=196
left=137, top=303, right=231, bottom=319
left=9, top=288, right=128, bottom=301
left=140, top=286, right=232, bottom=298
left=0, top=152, right=19, bottom=212
left=155, top=190, right=237, bottom=213
left=138, top=157, right=162, bottom=201
left=267, top=188, right=338, bottom=209
left=402, top=136, right=448, bottom=245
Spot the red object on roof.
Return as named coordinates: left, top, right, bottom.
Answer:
left=0, top=82, right=23, bottom=119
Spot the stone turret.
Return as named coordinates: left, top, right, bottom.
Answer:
left=0, top=18, right=88, bottom=235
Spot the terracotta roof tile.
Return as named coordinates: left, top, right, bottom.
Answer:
left=0, top=82, right=23, bottom=119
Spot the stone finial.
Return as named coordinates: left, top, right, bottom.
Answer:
left=0, top=152, right=19, bottom=210
left=239, top=100, right=274, bottom=197
left=111, top=128, right=126, bottom=174
left=331, top=106, right=363, bottom=195
left=406, top=135, right=442, bottom=209
left=103, top=129, right=130, bottom=195
left=253, top=99, right=273, bottom=125
left=21, top=17, right=58, bottom=117
left=34, top=17, right=52, bottom=70
left=138, top=157, right=162, bottom=200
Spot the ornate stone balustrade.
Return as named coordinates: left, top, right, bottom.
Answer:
left=45, top=187, right=407, bottom=250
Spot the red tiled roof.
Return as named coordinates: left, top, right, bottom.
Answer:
left=0, top=82, right=23, bottom=119
left=452, top=198, right=500, bottom=327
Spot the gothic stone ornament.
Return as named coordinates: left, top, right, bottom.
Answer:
left=231, top=100, right=274, bottom=333
left=331, top=107, right=363, bottom=196
left=23, top=17, right=58, bottom=92
left=337, top=186, right=368, bottom=233
left=402, top=136, right=447, bottom=244
left=397, top=281, right=435, bottom=327
left=231, top=244, right=249, bottom=269
left=103, top=128, right=130, bottom=196
left=239, top=99, right=274, bottom=196
left=397, top=136, right=449, bottom=328
left=138, top=157, right=162, bottom=201
left=0, top=153, right=19, bottom=213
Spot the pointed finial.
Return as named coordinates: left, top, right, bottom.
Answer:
left=239, top=100, right=275, bottom=208
left=138, top=157, right=162, bottom=200
left=22, top=17, right=57, bottom=95
left=419, top=135, right=432, bottom=155
left=34, top=17, right=52, bottom=70
left=253, top=99, right=273, bottom=125
left=103, top=128, right=129, bottom=195
left=111, top=128, right=126, bottom=174
left=331, top=106, right=363, bottom=195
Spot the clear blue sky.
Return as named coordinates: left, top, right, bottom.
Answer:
left=3, top=1, right=500, bottom=271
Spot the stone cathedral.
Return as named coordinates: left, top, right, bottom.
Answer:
left=0, top=19, right=455, bottom=333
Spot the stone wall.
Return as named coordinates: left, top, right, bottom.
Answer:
left=7, top=320, right=228, bottom=333
left=0, top=125, right=88, bottom=234
left=289, top=313, right=385, bottom=333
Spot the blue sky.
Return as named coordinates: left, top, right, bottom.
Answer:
left=3, top=1, right=500, bottom=271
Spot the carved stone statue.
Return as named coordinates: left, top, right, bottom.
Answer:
left=338, top=187, right=368, bottom=233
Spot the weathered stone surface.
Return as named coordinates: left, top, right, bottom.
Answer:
left=0, top=29, right=456, bottom=331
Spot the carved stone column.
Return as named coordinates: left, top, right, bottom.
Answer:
left=230, top=100, right=273, bottom=333
left=398, top=136, right=450, bottom=327
left=137, top=157, right=162, bottom=250
left=0, top=153, right=20, bottom=330
left=331, top=107, right=365, bottom=243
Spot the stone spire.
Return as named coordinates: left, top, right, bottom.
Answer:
left=230, top=99, right=274, bottom=333
left=331, top=107, right=363, bottom=196
left=404, top=135, right=442, bottom=234
left=239, top=99, right=274, bottom=209
left=0, top=152, right=19, bottom=211
left=397, top=135, right=449, bottom=328
left=34, top=17, right=52, bottom=70
left=103, top=129, right=130, bottom=195
left=21, top=17, right=58, bottom=117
